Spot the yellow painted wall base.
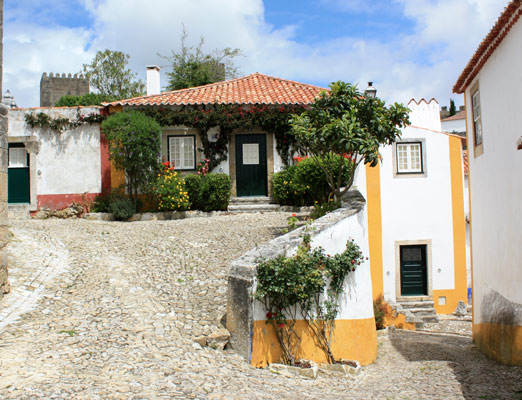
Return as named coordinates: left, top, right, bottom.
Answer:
left=473, top=322, right=522, bottom=365
left=433, top=289, right=468, bottom=315
left=384, top=308, right=416, bottom=331
left=251, top=318, right=377, bottom=367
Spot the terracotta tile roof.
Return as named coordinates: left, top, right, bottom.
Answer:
left=106, top=73, right=326, bottom=107
left=454, top=0, right=522, bottom=93
left=442, top=110, right=466, bottom=121
left=462, top=150, right=469, bottom=176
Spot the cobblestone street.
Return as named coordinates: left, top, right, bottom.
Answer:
left=1, top=215, right=521, bottom=399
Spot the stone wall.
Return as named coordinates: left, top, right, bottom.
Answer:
left=0, top=104, right=9, bottom=297
left=40, top=73, right=89, bottom=107
left=226, top=190, right=377, bottom=366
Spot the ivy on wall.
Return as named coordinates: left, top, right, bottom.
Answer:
left=23, top=104, right=309, bottom=170
left=24, top=109, right=107, bottom=132
left=141, top=104, right=308, bottom=170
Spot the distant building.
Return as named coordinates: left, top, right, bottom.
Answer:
left=453, top=0, right=522, bottom=366
left=2, top=89, right=17, bottom=108
left=40, top=73, right=89, bottom=107
left=441, top=109, right=466, bottom=137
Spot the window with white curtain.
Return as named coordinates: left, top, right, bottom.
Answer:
left=169, top=136, right=195, bottom=170
left=396, top=142, right=423, bottom=173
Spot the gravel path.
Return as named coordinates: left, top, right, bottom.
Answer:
left=1, top=215, right=521, bottom=399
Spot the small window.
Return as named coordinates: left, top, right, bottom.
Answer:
left=396, top=142, right=423, bottom=174
left=472, top=89, right=483, bottom=147
left=168, top=136, right=195, bottom=170
left=9, top=148, right=28, bottom=168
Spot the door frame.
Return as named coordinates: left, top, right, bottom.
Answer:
left=8, top=136, right=39, bottom=211
left=229, top=131, right=274, bottom=198
left=394, top=239, right=433, bottom=300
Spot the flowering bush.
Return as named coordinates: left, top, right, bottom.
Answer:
left=153, top=161, right=190, bottom=211
left=255, top=239, right=365, bottom=365
left=197, top=158, right=210, bottom=176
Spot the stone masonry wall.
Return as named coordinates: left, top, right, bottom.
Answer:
left=0, top=104, right=9, bottom=297
left=40, top=73, right=89, bottom=107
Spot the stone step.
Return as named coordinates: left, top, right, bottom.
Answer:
left=229, top=196, right=273, bottom=205
left=228, top=204, right=280, bottom=213
left=8, top=204, right=31, bottom=220
left=399, top=301, right=435, bottom=309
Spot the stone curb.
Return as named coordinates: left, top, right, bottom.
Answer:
left=269, top=362, right=319, bottom=379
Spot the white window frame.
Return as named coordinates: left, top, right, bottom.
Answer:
left=471, top=82, right=484, bottom=157
left=168, top=135, right=196, bottom=170
left=8, top=147, right=28, bottom=168
left=396, top=142, right=423, bottom=174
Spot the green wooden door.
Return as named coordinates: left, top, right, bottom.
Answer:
left=8, top=144, right=30, bottom=204
left=400, top=245, right=427, bottom=296
left=235, top=134, right=267, bottom=197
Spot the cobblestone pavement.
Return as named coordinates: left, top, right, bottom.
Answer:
left=1, top=216, right=521, bottom=399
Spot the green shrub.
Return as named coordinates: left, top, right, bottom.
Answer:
left=199, top=173, right=232, bottom=211
left=184, top=174, right=202, bottom=210
left=272, top=155, right=353, bottom=207
left=109, top=197, right=136, bottom=221
left=92, top=192, right=113, bottom=213
left=373, top=295, right=389, bottom=330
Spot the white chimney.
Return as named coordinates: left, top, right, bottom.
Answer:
left=146, top=65, right=161, bottom=96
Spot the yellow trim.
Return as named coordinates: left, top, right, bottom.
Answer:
left=473, top=323, right=522, bottom=365
left=251, top=318, right=377, bottom=367
left=463, top=93, right=475, bottom=324
left=366, top=164, right=383, bottom=300
left=433, top=136, right=468, bottom=314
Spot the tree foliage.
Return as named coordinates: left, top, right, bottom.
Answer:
left=54, top=93, right=115, bottom=107
left=449, top=98, right=457, bottom=116
left=162, top=27, right=241, bottom=90
left=82, top=49, right=145, bottom=99
left=290, top=81, right=410, bottom=202
left=101, top=110, right=162, bottom=200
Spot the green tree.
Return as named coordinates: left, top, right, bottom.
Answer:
left=449, top=98, right=457, bottom=116
left=54, top=93, right=115, bottom=107
left=290, top=81, right=410, bottom=202
left=101, top=110, right=162, bottom=200
left=82, top=49, right=145, bottom=99
left=162, top=27, right=241, bottom=90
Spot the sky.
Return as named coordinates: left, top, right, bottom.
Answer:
left=3, top=0, right=507, bottom=108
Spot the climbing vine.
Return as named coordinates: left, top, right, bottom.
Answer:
left=24, top=108, right=107, bottom=132
left=254, top=236, right=365, bottom=365
left=141, top=104, right=308, bottom=170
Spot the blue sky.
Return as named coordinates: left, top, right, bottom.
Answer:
left=3, top=0, right=506, bottom=108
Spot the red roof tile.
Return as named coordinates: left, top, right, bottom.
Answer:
left=442, top=110, right=466, bottom=121
left=453, top=0, right=522, bottom=93
left=106, top=73, right=326, bottom=107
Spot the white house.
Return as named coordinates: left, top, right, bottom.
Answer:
left=453, top=0, right=522, bottom=365
left=7, top=106, right=109, bottom=214
left=355, top=99, right=468, bottom=322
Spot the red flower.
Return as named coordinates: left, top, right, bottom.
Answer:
left=351, top=260, right=356, bottom=264
left=278, top=323, right=285, bottom=328
left=292, top=213, right=296, bottom=217
left=266, top=312, right=273, bottom=319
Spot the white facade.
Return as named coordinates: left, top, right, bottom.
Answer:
left=7, top=107, right=103, bottom=209
left=463, top=15, right=522, bottom=330
left=379, top=99, right=456, bottom=303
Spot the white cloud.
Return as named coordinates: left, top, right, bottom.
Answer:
left=2, top=0, right=508, bottom=108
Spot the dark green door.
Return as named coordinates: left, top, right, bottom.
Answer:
left=235, top=134, right=267, bottom=197
left=400, top=245, right=427, bottom=296
left=8, top=144, right=30, bottom=204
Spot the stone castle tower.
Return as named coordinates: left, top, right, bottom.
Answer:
left=40, top=72, right=89, bottom=107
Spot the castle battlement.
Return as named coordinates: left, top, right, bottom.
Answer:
left=40, top=72, right=89, bottom=107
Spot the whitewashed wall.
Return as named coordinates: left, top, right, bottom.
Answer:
left=8, top=107, right=102, bottom=196
left=379, top=100, right=455, bottom=301
left=465, top=17, right=522, bottom=324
